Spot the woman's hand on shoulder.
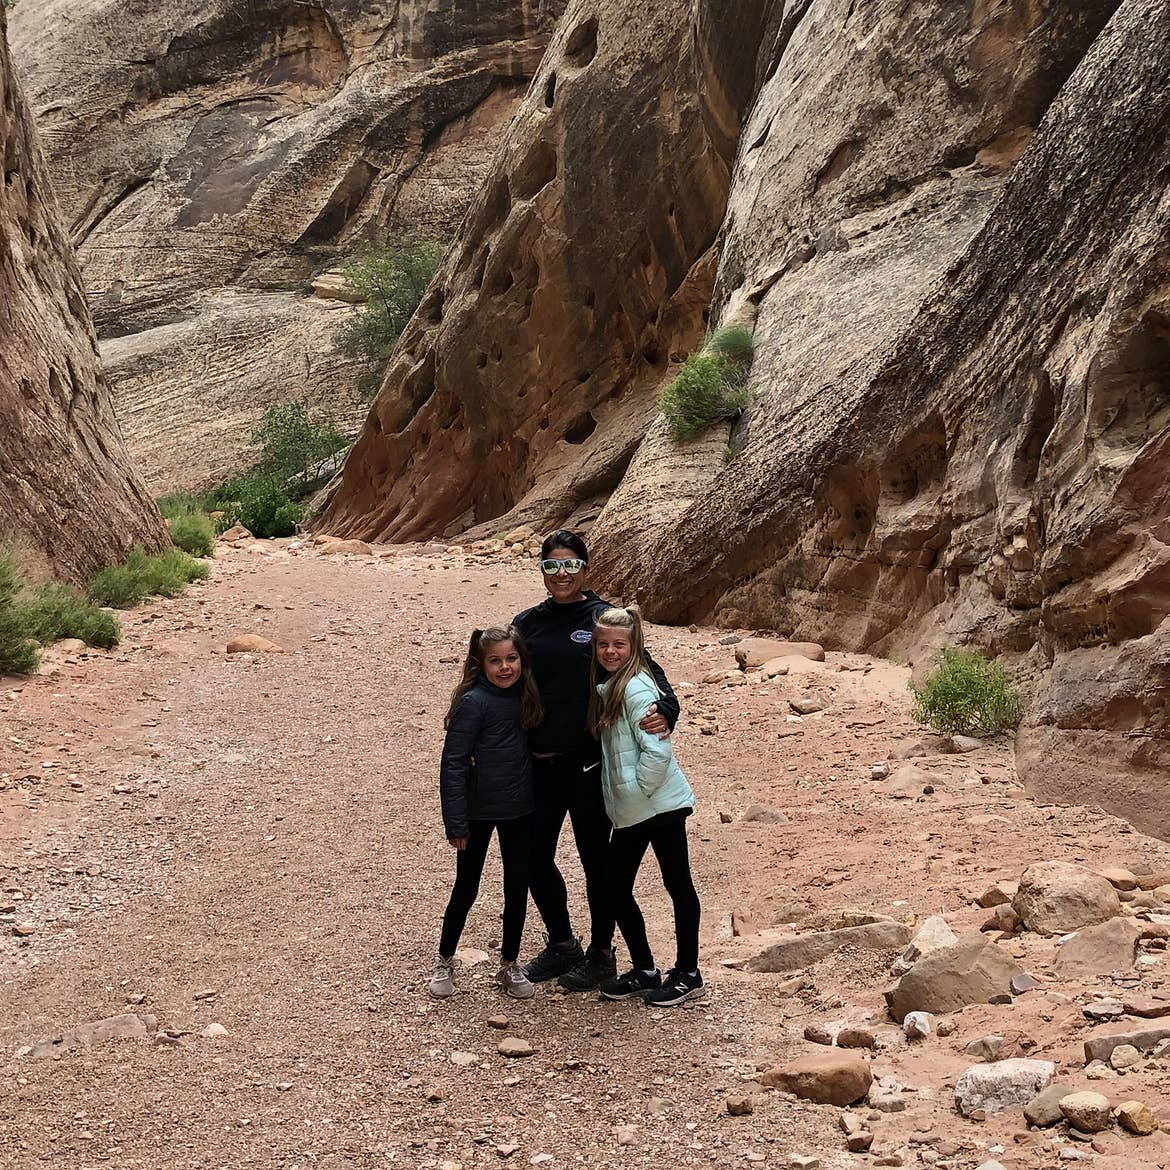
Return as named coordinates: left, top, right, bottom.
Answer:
left=637, top=701, right=670, bottom=740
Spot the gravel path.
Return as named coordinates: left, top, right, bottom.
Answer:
left=2, top=542, right=1169, bottom=1170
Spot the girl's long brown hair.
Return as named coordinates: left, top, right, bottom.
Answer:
left=588, top=606, right=658, bottom=734
left=445, top=625, right=543, bottom=730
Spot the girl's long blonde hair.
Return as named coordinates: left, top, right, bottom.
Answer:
left=588, top=605, right=658, bottom=734
left=445, top=625, right=543, bottom=730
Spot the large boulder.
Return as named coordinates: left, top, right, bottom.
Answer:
left=954, top=1060, right=1055, bottom=1118
left=0, top=7, right=167, bottom=581
left=1013, top=862, right=1122, bottom=937
left=884, top=931, right=1024, bottom=1022
left=761, top=1054, right=872, bottom=1106
left=1054, top=917, right=1142, bottom=977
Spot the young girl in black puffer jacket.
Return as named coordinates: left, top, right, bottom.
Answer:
left=430, top=625, right=543, bottom=1000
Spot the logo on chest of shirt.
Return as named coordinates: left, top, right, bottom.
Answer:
left=570, top=629, right=593, bottom=644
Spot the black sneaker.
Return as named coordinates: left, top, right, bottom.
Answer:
left=644, top=968, right=705, bottom=1007
left=556, top=944, right=618, bottom=991
left=599, top=968, right=662, bottom=1001
left=522, top=937, right=585, bottom=983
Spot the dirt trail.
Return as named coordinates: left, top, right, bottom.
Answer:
left=2, top=542, right=1169, bottom=1170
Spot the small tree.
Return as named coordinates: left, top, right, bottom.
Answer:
left=250, top=399, right=348, bottom=495
left=334, top=235, right=445, bottom=398
left=910, top=647, right=1025, bottom=737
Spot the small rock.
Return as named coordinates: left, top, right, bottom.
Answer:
left=487, top=1014, right=510, bottom=1029
left=1098, top=868, right=1138, bottom=891
left=1058, top=1091, right=1111, bottom=1134
left=497, top=1037, right=533, bottom=1058
left=937, top=1017, right=957, bottom=1037
left=837, top=1026, right=875, bottom=1050
left=965, top=1035, right=1004, bottom=1062
left=982, top=905, right=1021, bottom=934
left=200, top=1023, right=229, bottom=1039
left=1023, top=1083, right=1075, bottom=1128
left=896, top=915, right=958, bottom=971
left=615, top=1124, right=637, bottom=1146
left=1083, top=999, right=1125, bottom=1021
left=787, top=1157, right=820, bottom=1170
left=868, top=1092, right=907, bottom=1113
left=846, top=1131, right=874, bottom=1152
left=1054, top=916, right=1142, bottom=977
left=1115, top=1100, right=1157, bottom=1135
left=719, top=810, right=734, bottom=824
left=1083, top=1025, right=1170, bottom=1063
left=226, top=634, right=283, bottom=654
left=803, top=1023, right=834, bottom=1045
left=903, top=1011, right=932, bottom=1039
left=275, top=1081, right=293, bottom=1092
left=425, top=1085, right=444, bottom=1103
left=885, top=931, right=1024, bottom=1021
left=193, top=988, right=218, bottom=1001
left=978, top=880, right=1020, bottom=909
left=12, top=923, right=35, bottom=937
left=450, top=1050, right=479, bottom=1066
left=741, top=804, right=789, bottom=824
left=870, top=761, right=891, bottom=780
left=789, top=697, right=825, bottom=716
left=949, top=734, right=984, bottom=753
left=1109, top=1044, right=1141, bottom=1070
left=761, top=1054, right=871, bottom=1106
left=726, top=1095, right=754, bottom=1116
left=1123, top=997, right=1170, bottom=1019
left=1010, top=972, right=1040, bottom=994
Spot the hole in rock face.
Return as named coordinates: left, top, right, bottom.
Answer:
left=544, top=73, right=557, bottom=108
left=1012, top=372, right=1057, bottom=487
left=476, top=351, right=488, bottom=369
left=511, top=139, right=558, bottom=200
left=942, top=142, right=979, bottom=169
left=577, top=370, right=591, bottom=383
left=539, top=415, right=550, bottom=430
left=879, top=418, right=948, bottom=506
left=564, top=16, right=599, bottom=66
left=490, top=267, right=515, bottom=295
left=419, top=287, right=444, bottom=324
left=642, top=341, right=661, bottom=365
left=583, top=288, right=595, bottom=308
left=814, top=140, right=860, bottom=193
left=491, top=344, right=503, bottom=363
left=563, top=412, right=598, bottom=444
left=1086, top=310, right=1170, bottom=452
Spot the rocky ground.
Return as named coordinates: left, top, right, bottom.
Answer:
left=2, top=539, right=1169, bottom=1170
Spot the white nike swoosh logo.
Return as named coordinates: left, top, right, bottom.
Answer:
left=582, top=762, right=601, bottom=773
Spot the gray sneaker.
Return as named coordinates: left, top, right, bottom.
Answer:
left=428, top=955, right=456, bottom=998
left=498, top=961, right=535, bottom=1000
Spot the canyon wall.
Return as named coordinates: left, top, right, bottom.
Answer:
left=0, top=8, right=168, bottom=585
left=10, top=0, right=564, bottom=493
left=317, top=0, right=1169, bottom=834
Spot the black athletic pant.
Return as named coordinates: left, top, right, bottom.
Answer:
left=610, top=807, right=701, bottom=973
left=527, top=754, right=615, bottom=953
left=438, top=815, right=532, bottom=962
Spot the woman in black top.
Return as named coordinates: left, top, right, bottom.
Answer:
left=515, top=530, right=679, bottom=990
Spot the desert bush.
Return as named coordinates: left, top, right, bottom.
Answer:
left=334, top=235, right=445, bottom=398
left=88, top=547, right=208, bottom=609
left=156, top=491, right=214, bottom=519
left=658, top=326, right=754, bottom=442
left=910, top=647, right=1024, bottom=736
left=215, top=476, right=303, bottom=538
left=0, top=548, right=39, bottom=675
left=250, top=399, right=348, bottom=495
left=19, top=582, right=120, bottom=649
left=169, top=511, right=215, bottom=557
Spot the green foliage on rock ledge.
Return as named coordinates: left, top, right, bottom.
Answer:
left=910, top=647, right=1024, bottom=736
left=334, top=236, right=445, bottom=399
left=659, top=326, right=754, bottom=442
left=0, top=549, right=40, bottom=675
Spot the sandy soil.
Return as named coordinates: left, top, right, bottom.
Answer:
left=2, top=541, right=1169, bottom=1170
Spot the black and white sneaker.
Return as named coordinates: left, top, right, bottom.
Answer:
left=599, top=968, right=662, bottom=1001
left=644, top=968, right=705, bottom=1007
left=523, top=936, right=585, bottom=983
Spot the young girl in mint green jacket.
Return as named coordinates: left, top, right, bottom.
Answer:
left=589, top=606, right=704, bottom=1007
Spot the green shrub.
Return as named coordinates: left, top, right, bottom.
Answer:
left=169, top=512, right=215, bottom=557
left=217, top=476, right=303, bottom=538
left=88, top=546, right=208, bottom=609
left=910, top=647, right=1025, bottom=737
left=658, top=326, right=754, bottom=442
left=250, top=399, right=348, bottom=496
left=334, top=235, right=445, bottom=398
left=18, top=582, right=120, bottom=649
left=0, top=548, right=39, bottom=675
left=156, top=491, right=215, bottom=520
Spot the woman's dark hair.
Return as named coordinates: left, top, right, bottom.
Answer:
left=540, top=529, right=589, bottom=562
left=445, top=625, right=544, bottom=730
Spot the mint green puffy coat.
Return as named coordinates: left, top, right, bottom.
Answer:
left=597, top=670, right=695, bottom=829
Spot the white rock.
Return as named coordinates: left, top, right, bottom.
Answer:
left=895, top=914, right=958, bottom=972
left=954, top=1059, right=1055, bottom=1117
left=903, top=1011, right=933, bottom=1039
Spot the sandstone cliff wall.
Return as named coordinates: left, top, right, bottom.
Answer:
left=317, top=0, right=1169, bottom=835
left=10, top=0, right=564, bottom=493
left=0, top=9, right=168, bottom=584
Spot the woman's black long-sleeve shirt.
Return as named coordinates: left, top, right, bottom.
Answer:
left=513, top=590, right=680, bottom=758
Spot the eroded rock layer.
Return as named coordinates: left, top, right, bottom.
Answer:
left=318, top=0, right=1169, bottom=834
left=0, top=10, right=167, bottom=584
left=10, top=0, right=563, bottom=492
